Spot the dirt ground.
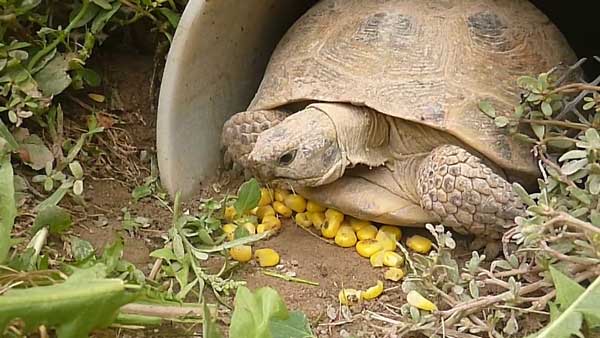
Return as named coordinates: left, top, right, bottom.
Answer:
left=38, top=42, right=471, bottom=338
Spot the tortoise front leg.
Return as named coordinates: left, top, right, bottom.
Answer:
left=416, top=145, right=525, bottom=240
left=221, top=109, right=288, bottom=169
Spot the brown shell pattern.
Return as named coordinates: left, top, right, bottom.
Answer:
left=248, top=0, right=577, bottom=177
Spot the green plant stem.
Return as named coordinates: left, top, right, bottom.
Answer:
left=262, top=270, right=320, bottom=286
left=27, top=0, right=92, bottom=71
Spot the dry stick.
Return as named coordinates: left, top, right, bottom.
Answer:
left=440, top=279, right=548, bottom=326
left=148, top=258, right=163, bottom=281
left=549, top=212, right=600, bottom=235
left=262, top=270, right=320, bottom=286
left=120, top=303, right=202, bottom=319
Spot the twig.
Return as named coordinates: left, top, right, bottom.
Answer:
left=148, top=258, right=162, bottom=281
left=544, top=212, right=600, bottom=235
left=120, top=303, right=202, bottom=319
left=262, top=270, right=319, bottom=286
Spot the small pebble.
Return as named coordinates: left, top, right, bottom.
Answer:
left=326, top=305, right=337, bottom=320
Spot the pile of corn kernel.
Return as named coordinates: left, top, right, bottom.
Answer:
left=224, top=187, right=435, bottom=304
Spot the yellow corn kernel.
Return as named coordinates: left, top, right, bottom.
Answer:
left=407, top=290, right=437, bottom=311
left=383, top=251, right=404, bottom=267
left=262, top=215, right=281, bottom=229
left=322, top=218, right=343, bottom=239
left=379, top=225, right=402, bottom=241
left=325, top=208, right=344, bottom=224
left=308, top=212, right=326, bottom=230
left=284, top=194, right=307, bottom=213
left=356, top=239, right=383, bottom=258
left=229, top=245, right=252, bottom=263
left=273, top=201, right=293, bottom=218
left=258, top=188, right=273, bottom=207
left=242, top=222, right=256, bottom=235
left=306, top=200, right=325, bottom=213
left=295, top=212, right=312, bottom=228
left=362, top=280, right=384, bottom=300
left=274, top=188, right=289, bottom=202
left=356, top=224, right=378, bottom=240
left=375, top=230, right=396, bottom=251
left=223, top=223, right=237, bottom=241
left=335, top=225, right=357, bottom=247
left=384, top=268, right=405, bottom=282
left=349, top=218, right=372, bottom=232
left=224, top=206, right=237, bottom=222
left=257, top=223, right=273, bottom=233
left=255, top=248, right=280, bottom=267
left=369, top=250, right=385, bottom=267
left=375, top=230, right=397, bottom=251
left=256, top=205, right=276, bottom=220
left=250, top=207, right=259, bottom=215
left=407, top=235, right=433, bottom=254
left=338, top=288, right=362, bottom=305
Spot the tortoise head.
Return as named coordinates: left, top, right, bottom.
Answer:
left=247, top=105, right=345, bottom=187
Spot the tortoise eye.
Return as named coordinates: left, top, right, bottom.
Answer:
left=278, top=150, right=297, bottom=166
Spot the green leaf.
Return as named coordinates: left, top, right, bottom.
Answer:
left=528, top=266, right=600, bottom=338
left=0, top=265, right=139, bottom=337
left=149, top=247, right=177, bottom=261
left=270, top=311, right=314, bottom=338
left=20, top=134, right=54, bottom=170
left=0, top=119, right=19, bottom=151
left=561, top=158, right=588, bottom=176
left=494, top=116, right=509, bottom=128
left=203, top=302, right=224, bottom=338
left=512, top=183, right=535, bottom=206
left=558, top=150, right=587, bottom=162
left=532, top=124, right=545, bottom=141
left=588, top=175, right=600, bottom=195
left=70, top=3, right=101, bottom=28
left=478, top=100, right=496, bottom=118
left=567, top=186, right=591, bottom=205
left=81, top=68, right=101, bottom=87
left=101, top=236, right=124, bottom=274
left=0, top=155, right=16, bottom=263
left=33, top=53, right=73, bottom=96
left=551, top=266, right=585, bottom=308
left=234, top=179, right=261, bottom=215
left=32, top=205, right=72, bottom=234
left=132, top=184, right=152, bottom=202
left=69, top=236, right=95, bottom=262
left=158, top=8, right=181, bottom=29
left=173, top=233, right=185, bottom=260
left=229, top=286, right=289, bottom=338
left=541, top=101, right=553, bottom=117
left=34, top=182, right=71, bottom=211
left=91, top=3, right=122, bottom=33
left=91, top=0, right=112, bottom=10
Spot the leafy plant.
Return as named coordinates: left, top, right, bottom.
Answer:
left=0, top=264, right=140, bottom=338
left=149, top=179, right=273, bottom=303
left=202, top=286, right=315, bottom=338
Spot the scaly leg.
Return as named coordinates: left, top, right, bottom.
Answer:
left=416, top=145, right=525, bottom=242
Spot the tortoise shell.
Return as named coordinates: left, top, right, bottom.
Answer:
left=247, top=0, right=576, bottom=177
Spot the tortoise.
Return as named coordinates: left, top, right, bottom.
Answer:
left=221, top=0, right=576, bottom=241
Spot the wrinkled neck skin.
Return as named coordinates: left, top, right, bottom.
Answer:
left=310, top=103, right=392, bottom=171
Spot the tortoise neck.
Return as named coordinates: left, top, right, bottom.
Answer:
left=309, top=103, right=392, bottom=168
